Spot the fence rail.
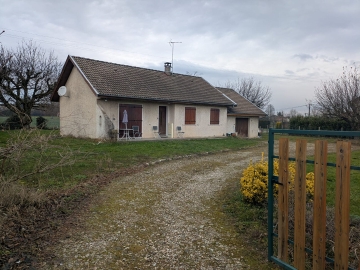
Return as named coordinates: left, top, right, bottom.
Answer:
left=267, top=129, right=360, bottom=270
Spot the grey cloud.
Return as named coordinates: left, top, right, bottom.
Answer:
left=315, top=55, right=339, bottom=63
left=293, top=54, right=313, bottom=61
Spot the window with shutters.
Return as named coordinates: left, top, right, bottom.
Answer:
left=210, top=108, right=220, bottom=125
left=185, top=107, right=196, bottom=125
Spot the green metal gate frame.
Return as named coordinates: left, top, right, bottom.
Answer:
left=267, top=128, right=360, bottom=270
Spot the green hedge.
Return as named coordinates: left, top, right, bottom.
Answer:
left=289, top=116, right=352, bottom=131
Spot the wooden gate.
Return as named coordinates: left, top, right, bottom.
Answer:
left=267, top=129, right=360, bottom=270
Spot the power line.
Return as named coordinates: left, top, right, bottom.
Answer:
left=278, top=104, right=308, bottom=111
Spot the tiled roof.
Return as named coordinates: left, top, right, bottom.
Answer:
left=216, top=87, right=267, bottom=116
left=53, top=56, right=235, bottom=106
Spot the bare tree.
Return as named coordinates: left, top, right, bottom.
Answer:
left=266, top=104, right=275, bottom=127
left=289, top=109, right=300, bottom=118
left=315, top=66, right=360, bottom=130
left=225, top=77, right=272, bottom=109
left=0, top=41, right=62, bottom=128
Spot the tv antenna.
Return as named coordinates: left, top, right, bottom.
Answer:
left=169, top=40, right=182, bottom=73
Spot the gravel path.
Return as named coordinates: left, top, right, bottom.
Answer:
left=40, top=143, right=269, bottom=270
left=40, top=140, right=355, bottom=269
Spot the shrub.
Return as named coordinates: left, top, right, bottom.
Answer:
left=240, top=157, right=315, bottom=205
left=36, top=116, right=48, bottom=129
left=0, top=115, right=23, bottom=130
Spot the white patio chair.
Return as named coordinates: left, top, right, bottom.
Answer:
left=176, top=126, right=185, bottom=138
left=153, top=126, right=161, bottom=138
left=132, top=126, right=142, bottom=139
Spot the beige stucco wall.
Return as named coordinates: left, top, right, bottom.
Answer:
left=227, top=116, right=237, bottom=134
left=248, top=117, right=259, bottom=138
left=226, top=116, right=260, bottom=138
left=87, top=101, right=229, bottom=139
left=172, top=105, right=227, bottom=138
left=59, top=68, right=98, bottom=138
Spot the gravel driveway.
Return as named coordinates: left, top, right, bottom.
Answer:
left=39, top=142, right=269, bottom=270
left=41, top=140, right=350, bottom=269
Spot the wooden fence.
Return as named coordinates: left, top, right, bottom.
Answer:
left=267, top=129, right=360, bottom=270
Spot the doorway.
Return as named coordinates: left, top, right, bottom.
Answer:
left=158, top=106, right=167, bottom=136
left=236, top=118, right=248, bottom=137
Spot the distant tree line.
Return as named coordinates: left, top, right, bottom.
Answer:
left=0, top=103, right=59, bottom=117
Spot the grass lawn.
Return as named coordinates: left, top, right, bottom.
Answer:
left=306, top=151, right=360, bottom=217
left=0, top=129, right=263, bottom=189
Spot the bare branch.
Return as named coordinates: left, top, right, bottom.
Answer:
left=0, top=41, right=62, bottom=128
left=224, top=77, right=272, bottom=109
left=315, top=66, right=360, bottom=130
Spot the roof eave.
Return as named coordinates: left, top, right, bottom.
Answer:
left=51, top=55, right=100, bottom=102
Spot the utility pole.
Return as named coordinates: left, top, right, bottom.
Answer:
left=306, top=99, right=312, bottom=117
left=169, top=40, right=182, bottom=73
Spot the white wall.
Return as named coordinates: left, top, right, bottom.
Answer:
left=226, top=116, right=236, bottom=134
left=226, top=116, right=260, bottom=138
left=59, top=68, right=98, bottom=138
left=173, top=105, right=227, bottom=138
left=248, top=117, right=259, bottom=138
left=94, top=101, right=229, bottom=139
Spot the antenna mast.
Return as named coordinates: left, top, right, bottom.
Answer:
left=169, top=40, right=182, bottom=73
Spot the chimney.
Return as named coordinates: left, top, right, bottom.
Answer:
left=164, top=62, right=172, bottom=75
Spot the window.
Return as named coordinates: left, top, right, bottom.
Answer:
left=185, top=107, right=196, bottom=124
left=210, top=108, right=220, bottom=124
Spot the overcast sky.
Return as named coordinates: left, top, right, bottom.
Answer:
left=1, top=0, right=359, bottom=114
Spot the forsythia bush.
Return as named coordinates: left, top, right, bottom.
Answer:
left=240, top=156, right=315, bottom=205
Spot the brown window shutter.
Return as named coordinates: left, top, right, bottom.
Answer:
left=210, top=108, right=220, bottom=124
left=185, top=107, right=196, bottom=125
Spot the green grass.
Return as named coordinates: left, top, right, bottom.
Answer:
left=0, top=130, right=264, bottom=189
left=301, top=148, right=360, bottom=217
left=322, top=152, right=360, bottom=217
left=219, top=178, right=280, bottom=269
left=0, top=116, right=59, bottom=129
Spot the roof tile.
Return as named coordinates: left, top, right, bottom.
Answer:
left=71, top=56, right=233, bottom=106
left=216, top=87, right=267, bottom=116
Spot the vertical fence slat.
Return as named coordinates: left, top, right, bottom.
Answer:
left=294, top=139, right=307, bottom=270
left=313, top=140, right=328, bottom=270
left=278, top=138, right=289, bottom=262
left=335, top=141, right=351, bottom=270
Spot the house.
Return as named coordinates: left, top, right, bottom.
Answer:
left=216, top=87, right=267, bottom=137
left=51, top=56, right=265, bottom=139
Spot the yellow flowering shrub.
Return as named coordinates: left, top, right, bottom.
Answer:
left=240, top=156, right=315, bottom=205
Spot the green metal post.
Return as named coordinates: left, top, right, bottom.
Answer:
left=267, top=128, right=274, bottom=261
